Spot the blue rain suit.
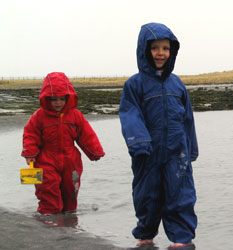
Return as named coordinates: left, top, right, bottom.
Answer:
left=119, top=23, right=198, bottom=243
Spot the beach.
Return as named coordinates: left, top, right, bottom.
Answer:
left=0, top=208, right=125, bottom=250
left=0, top=114, right=126, bottom=250
left=1, top=112, right=233, bottom=250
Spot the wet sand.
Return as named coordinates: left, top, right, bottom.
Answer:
left=0, top=207, right=125, bottom=250
left=2, top=113, right=233, bottom=249
left=0, top=113, right=109, bottom=132
left=0, top=115, right=125, bottom=250
left=0, top=114, right=30, bottom=131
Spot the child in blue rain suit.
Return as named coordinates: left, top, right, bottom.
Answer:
left=119, top=22, right=198, bottom=249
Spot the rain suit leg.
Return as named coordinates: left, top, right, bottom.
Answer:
left=162, top=153, right=197, bottom=243
left=131, top=150, right=197, bottom=243
left=131, top=154, right=162, bottom=240
left=60, top=152, right=83, bottom=212
left=35, top=147, right=83, bottom=214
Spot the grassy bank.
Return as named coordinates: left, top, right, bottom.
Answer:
left=180, top=70, right=233, bottom=85
left=1, top=70, right=233, bottom=89
left=0, top=77, right=128, bottom=89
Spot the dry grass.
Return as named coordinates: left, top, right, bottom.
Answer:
left=180, top=70, right=233, bottom=85
left=71, top=76, right=128, bottom=87
left=0, top=70, right=233, bottom=89
left=0, top=79, right=43, bottom=89
left=0, top=77, right=128, bottom=89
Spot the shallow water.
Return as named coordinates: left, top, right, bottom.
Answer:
left=0, top=111, right=233, bottom=249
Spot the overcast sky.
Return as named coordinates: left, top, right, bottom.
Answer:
left=1, top=0, right=233, bottom=78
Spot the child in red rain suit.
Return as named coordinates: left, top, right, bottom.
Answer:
left=21, top=72, right=105, bottom=214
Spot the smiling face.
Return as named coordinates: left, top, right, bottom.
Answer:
left=50, top=96, right=66, bottom=112
left=150, top=39, right=170, bottom=69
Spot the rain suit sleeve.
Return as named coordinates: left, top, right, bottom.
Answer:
left=119, top=79, right=152, bottom=157
left=74, top=110, right=105, bottom=161
left=183, top=89, right=199, bottom=162
left=21, top=110, right=43, bottom=158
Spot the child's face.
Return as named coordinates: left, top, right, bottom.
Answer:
left=50, top=96, right=66, bottom=112
left=150, top=39, right=170, bottom=69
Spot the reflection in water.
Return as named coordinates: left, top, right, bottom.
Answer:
left=128, top=243, right=159, bottom=250
left=34, top=210, right=84, bottom=233
left=127, top=242, right=196, bottom=250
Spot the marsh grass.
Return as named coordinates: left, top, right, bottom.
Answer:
left=180, top=70, right=233, bottom=85
left=0, top=77, right=128, bottom=89
left=0, top=70, right=233, bottom=89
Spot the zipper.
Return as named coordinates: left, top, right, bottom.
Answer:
left=162, top=81, right=168, bottom=162
left=59, top=113, right=64, bottom=169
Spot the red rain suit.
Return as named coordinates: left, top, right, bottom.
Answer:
left=22, top=72, right=105, bottom=214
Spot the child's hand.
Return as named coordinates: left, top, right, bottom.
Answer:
left=26, top=158, right=36, bottom=165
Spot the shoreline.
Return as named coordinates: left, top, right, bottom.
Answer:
left=0, top=207, right=124, bottom=250
left=1, top=70, right=233, bottom=89
left=1, top=83, right=233, bottom=115
left=0, top=114, right=115, bottom=132
left=0, top=82, right=233, bottom=90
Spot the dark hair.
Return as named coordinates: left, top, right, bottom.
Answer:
left=145, top=40, right=155, bottom=69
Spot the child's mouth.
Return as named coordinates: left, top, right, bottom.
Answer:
left=155, top=59, right=164, bottom=63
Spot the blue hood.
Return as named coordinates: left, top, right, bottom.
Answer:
left=137, top=22, right=180, bottom=78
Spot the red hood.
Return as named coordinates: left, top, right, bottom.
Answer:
left=39, top=72, right=78, bottom=113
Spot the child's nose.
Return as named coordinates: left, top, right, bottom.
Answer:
left=158, top=48, right=163, bottom=54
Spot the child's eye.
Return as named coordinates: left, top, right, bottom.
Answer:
left=164, top=46, right=170, bottom=50
left=50, top=96, right=66, bottom=102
